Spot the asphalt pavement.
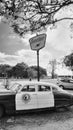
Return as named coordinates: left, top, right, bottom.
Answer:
left=0, top=79, right=73, bottom=130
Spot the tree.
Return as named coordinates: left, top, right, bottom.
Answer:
left=27, top=67, right=37, bottom=78
left=63, top=52, right=73, bottom=71
left=30, top=65, right=47, bottom=78
left=0, top=0, right=73, bottom=36
left=48, top=59, right=57, bottom=78
left=0, top=64, right=12, bottom=77
left=0, top=62, right=47, bottom=78
left=11, top=62, right=28, bottom=78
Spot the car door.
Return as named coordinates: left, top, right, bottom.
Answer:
left=52, top=86, right=72, bottom=107
left=15, top=84, right=38, bottom=111
left=63, top=80, right=73, bottom=89
left=37, top=85, right=54, bottom=109
left=69, top=80, right=73, bottom=89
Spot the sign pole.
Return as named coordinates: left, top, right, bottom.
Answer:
left=37, top=50, right=40, bottom=81
left=29, top=33, right=46, bottom=81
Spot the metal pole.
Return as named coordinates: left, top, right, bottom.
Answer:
left=37, top=50, right=40, bottom=81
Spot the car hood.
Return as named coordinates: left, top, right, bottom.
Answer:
left=0, top=87, right=16, bottom=95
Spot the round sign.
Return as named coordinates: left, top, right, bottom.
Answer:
left=22, top=94, right=31, bottom=103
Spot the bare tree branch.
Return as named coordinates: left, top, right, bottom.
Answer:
left=0, top=0, right=73, bottom=36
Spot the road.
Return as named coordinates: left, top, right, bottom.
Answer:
left=0, top=90, right=73, bottom=130
left=1, top=105, right=73, bottom=130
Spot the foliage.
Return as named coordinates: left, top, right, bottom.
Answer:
left=0, top=0, right=73, bottom=36
left=30, top=65, right=47, bottom=78
left=63, top=52, right=73, bottom=70
left=27, top=67, right=37, bottom=78
left=0, top=64, right=12, bottom=77
left=0, top=62, right=47, bottom=79
left=10, top=62, right=28, bottom=78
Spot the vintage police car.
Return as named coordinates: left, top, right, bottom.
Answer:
left=0, top=81, right=73, bottom=118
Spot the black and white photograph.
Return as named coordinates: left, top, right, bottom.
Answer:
left=0, top=0, right=73, bottom=130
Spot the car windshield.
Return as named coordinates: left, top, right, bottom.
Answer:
left=10, top=83, right=22, bottom=92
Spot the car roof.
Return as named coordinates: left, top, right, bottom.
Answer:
left=16, top=81, right=56, bottom=86
left=14, top=81, right=61, bottom=89
left=10, top=81, right=69, bottom=93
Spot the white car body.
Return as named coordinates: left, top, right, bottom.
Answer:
left=0, top=81, right=73, bottom=118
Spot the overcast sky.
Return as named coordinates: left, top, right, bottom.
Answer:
left=0, top=6, right=73, bottom=72
left=0, top=20, right=73, bottom=69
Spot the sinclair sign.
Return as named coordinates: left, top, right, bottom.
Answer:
left=29, top=33, right=46, bottom=51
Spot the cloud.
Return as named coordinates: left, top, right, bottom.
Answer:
left=56, top=66, right=73, bottom=76
left=0, top=52, right=21, bottom=65
left=16, top=49, right=37, bottom=65
left=46, top=20, right=73, bottom=58
left=0, top=52, right=6, bottom=58
left=16, top=49, right=53, bottom=68
left=20, top=38, right=29, bottom=46
left=0, top=48, right=52, bottom=68
left=8, top=35, right=16, bottom=39
left=0, top=51, right=38, bottom=67
left=39, top=49, right=53, bottom=67
left=20, top=34, right=36, bottom=46
left=0, top=17, right=1, bottom=22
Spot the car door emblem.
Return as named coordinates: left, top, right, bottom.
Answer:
left=22, top=94, right=31, bottom=103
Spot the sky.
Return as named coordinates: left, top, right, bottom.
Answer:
left=0, top=5, right=73, bottom=75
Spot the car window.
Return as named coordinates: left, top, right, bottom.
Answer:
left=10, top=83, right=22, bottom=92
left=38, top=85, right=51, bottom=92
left=52, top=86, right=58, bottom=92
left=69, top=80, right=73, bottom=83
left=21, top=85, right=35, bottom=92
left=60, top=78, right=70, bottom=83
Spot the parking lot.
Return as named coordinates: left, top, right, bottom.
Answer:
left=0, top=102, right=73, bottom=130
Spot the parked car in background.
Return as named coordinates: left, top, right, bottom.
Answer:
left=57, top=77, right=73, bottom=89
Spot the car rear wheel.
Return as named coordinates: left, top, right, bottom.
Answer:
left=0, top=105, right=4, bottom=118
left=59, top=85, right=64, bottom=89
